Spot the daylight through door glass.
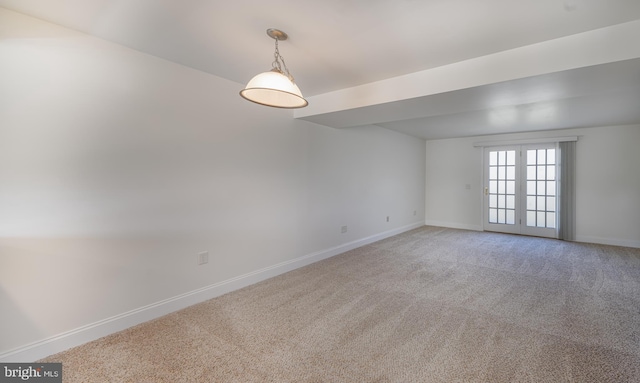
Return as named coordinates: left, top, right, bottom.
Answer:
left=526, top=149, right=556, bottom=228
left=488, top=150, right=516, bottom=225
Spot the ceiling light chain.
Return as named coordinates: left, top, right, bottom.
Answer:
left=272, top=38, right=294, bottom=82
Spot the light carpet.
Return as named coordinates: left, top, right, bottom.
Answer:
left=41, top=226, right=640, bottom=382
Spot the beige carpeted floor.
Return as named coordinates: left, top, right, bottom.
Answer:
left=41, top=226, right=640, bottom=382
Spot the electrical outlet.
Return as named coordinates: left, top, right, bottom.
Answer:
left=198, top=251, right=209, bottom=265
left=386, top=216, right=390, bottom=222
left=341, top=225, right=348, bottom=234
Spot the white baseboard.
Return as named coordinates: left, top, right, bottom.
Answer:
left=423, top=221, right=640, bottom=249
left=0, top=222, right=424, bottom=363
left=424, top=220, right=483, bottom=232
left=575, top=235, right=640, bottom=249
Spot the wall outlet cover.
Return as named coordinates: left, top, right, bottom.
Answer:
left=198, top=251, right=209, bottom=265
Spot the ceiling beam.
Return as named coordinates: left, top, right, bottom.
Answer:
left=295, top=20, right=640, bottom=129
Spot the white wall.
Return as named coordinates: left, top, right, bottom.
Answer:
left=425, top=125, right=640, bottom=247
left=573, top=125, right=640, bottom=246
left=0, top=9, right=426, bottom=359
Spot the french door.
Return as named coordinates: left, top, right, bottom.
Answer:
left=483, top=144, right=558, bottom=238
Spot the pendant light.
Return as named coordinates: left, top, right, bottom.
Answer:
left=240, top=29, right=308, bottom=109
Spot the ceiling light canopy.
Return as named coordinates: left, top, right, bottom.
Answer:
left=240, top=29, right=308, bottom=109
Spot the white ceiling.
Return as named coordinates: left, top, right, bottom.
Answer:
left=2, top=0, right=640, bottom=139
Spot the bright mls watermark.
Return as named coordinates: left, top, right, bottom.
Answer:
left=0, top=363, right=61, bottom=382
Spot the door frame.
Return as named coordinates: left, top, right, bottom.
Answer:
left=482, top=144, right=559, bottom=239
left=519, top=143, right=559, bottom=239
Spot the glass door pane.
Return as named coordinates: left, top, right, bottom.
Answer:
left=487, top=149, right=517, bottom=225
left=525, top=148, right=556, bottom=228
left=483, top=147, right=520, bottom=234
